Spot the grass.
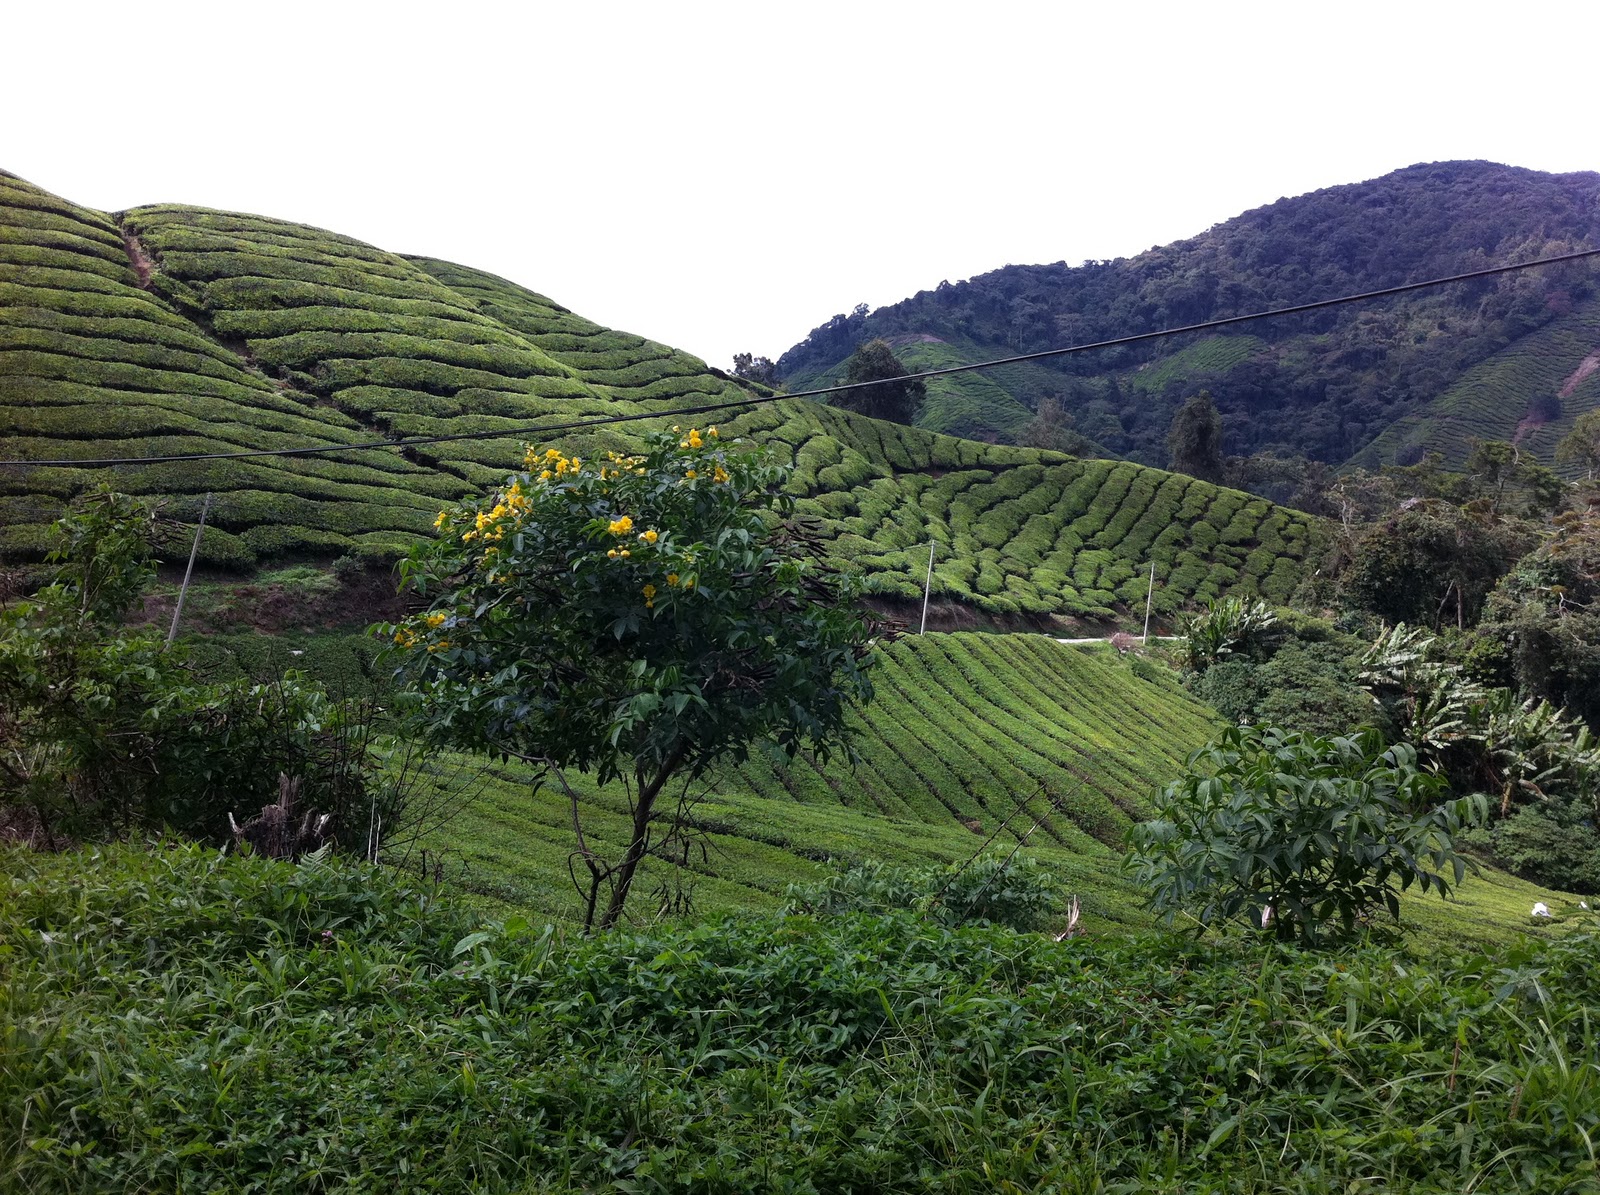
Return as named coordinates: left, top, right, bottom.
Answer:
left=4, top=842, right=1596, bottom=1193
left=1, top=170, right=1320, bottom=625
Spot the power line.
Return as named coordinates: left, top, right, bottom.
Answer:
left=3, top=246, right=1598, bottom=471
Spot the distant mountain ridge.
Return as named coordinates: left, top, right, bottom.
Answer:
left=777, top=161, right=1600, bottom=472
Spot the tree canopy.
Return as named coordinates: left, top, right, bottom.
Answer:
left=1125, top=725, right=1485, bottom=945
left=832, top=339, right=926, bottom=425
left=1166, top=391, right=1225, bottom=483
left=386, top=428, right=884, bottom=928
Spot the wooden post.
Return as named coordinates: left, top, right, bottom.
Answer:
left=168, top=492, right=212, bottom=644
left=1141, top=559, right=1156, bottom=644
left=920, top=540, right=936, bottom=635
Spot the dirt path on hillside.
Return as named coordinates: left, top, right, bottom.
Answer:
left=1559, top=350, right=1600, bottom=399
left=120, top=225, right=155, bottom=289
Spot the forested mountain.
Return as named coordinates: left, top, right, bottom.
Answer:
left=777, top=161, right=1600, bottom=471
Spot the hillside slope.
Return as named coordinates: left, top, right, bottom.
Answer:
left=0, top=170, right=1318, bottom=622
left=777, top=161, right=1600, bottom=469
left=420, top=633, right=1566, bottom=946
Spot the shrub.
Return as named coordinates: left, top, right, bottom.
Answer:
left=1178, top=595, right=1277, bottom=671
left=783, top=853, right=1062, bottom=932
left=0, top=490, right=403, bottom=851
left=1465, top=793, right=1600, bottom=893
left=1125, top=725, right=1487, bottom=945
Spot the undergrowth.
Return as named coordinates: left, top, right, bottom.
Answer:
left=4, top=844, right=1597, bottom=1193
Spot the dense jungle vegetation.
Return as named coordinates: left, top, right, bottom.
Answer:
left=776, top=161, right=1600, bottom=479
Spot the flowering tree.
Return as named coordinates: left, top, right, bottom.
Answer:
left=386, top=427, right=883, bottom=929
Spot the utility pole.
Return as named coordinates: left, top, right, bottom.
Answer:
left=167, top=492, right=212, bottom=644
left=920, top=540, right=936, bottom=635
left=1141, top=559, right=1156, bottom=644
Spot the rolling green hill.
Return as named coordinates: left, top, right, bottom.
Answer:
left=417, top=632, right=1568, bottom=947
left=0, top=169, right=1320, bottom=624
left=777, top=161, right=1600, bottom=470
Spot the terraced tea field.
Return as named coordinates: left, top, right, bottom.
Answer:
left=419, top=632, right=1570, bottom=949
left=0, top=169, right=1320, bottom=621
left=1353, top=293, right=1600, bottom=472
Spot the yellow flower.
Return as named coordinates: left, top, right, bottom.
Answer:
left=707, top=426, right=718, bottom=438
left=425, top=612, right=447, bottom=628
left=639, top=529, right=659, bottom=544
left=666, top=573, right=680, bottom=586
left=433, top=510, right=449, bottom=529
left=713, top=465, right=730, bottom=484
left=643, top=582, right=657, bottom=609
left=687, top=430, right=703, bottom=449
left=607, top=548, right=618, bottom=559
left=620, top=549, right=631, bottom=558
left=642, top=583, right=657, bottom=599
left=685, top=469, right=698, bottom=480
left=607, top=515, right=634, bottom=536
left=540, top=470, right=553, bottom=481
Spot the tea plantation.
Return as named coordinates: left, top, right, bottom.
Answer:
left=1353, top=293, right=1600, bottom=471
left=4, top=166, right=1596, bottom=1195
left=417, top=633, right=1570, bottom=952
left=0, top=169, right=1319, bottom=622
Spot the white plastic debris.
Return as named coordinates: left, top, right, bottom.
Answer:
left=1531, top=902, right=1552, bottom=918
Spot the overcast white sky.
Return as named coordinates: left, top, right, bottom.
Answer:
left=8, top=1, right=1598, bottom=370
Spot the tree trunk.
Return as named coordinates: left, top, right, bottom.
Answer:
left=597, top=750, right=684, bottom=931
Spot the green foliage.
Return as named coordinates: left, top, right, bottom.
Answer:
left=158, top=673, right=395, bottom=848
left=1556, top=409, right=1600, bottom=478
left=1360, top=623, right=1600, bottom=835
left=1357, top=294, right=1600, bottom=475
left=730, top=351, right=777, bottom=386
left=0, top=490, right=184, bottom=839
left=1178, top=594, right=1277, bottom=670
left=784, top=853, right=1064, bottom=932
left=4, top=842, right=1598, bottom=1193
left=2, top=173, right=1320, bottom=624
left=1341, top=498, right=1535, bottom=628
left=1467, top=793, right=1600, bottom=893
left=185, top=629, right=390, bottom=699
left=386, top=429, right=880, bottom=928
left=1458, top=440, right=1564, bottom=518
left=1194, top=640, right=1380, bottom=739
left=0, top=490, right=400, bottom=849
left=1126, top=725, right=1488, bottom=945
left=779, top=161, right=1600, bottom=474
left=1474, top=507, right=1600, bottom=729
left=832, top=337, right=927, bottom=424
left=1166, top=389, right=1225, bottom=483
